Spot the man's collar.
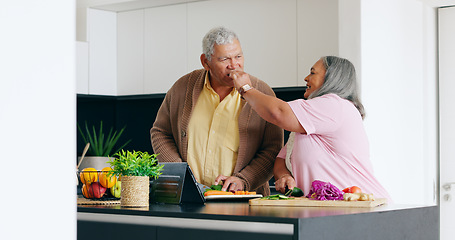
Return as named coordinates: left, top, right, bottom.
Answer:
left=204, top=71, right=237, bottom=97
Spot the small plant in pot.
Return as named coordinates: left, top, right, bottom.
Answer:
left=108, top=150, right=163, bottom=207
left=77, top=121, right=131, bottom=170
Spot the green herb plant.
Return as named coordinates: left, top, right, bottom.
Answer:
left=77, top=121, right=131, bottom=157
left=107, top=150, right=163, bottom=179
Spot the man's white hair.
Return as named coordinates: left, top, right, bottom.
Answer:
left=202, top=26, right=239, bottom=61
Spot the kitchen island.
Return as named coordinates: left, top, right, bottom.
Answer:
left=77, top=198, right=438, bottom=240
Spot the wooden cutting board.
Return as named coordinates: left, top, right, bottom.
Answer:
left=249, top=197, right=387, bottom=208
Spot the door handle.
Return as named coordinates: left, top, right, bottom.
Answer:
left=443, top=182, right=455, bottom=191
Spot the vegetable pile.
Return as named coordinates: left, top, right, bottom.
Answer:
left=342, top=186, right=361, bottom=194
left=259, top=181, right=374, bottom=202
left=204, top=190, right=234, bottom=196
left=306, top=180, right=344, bottom=200
left=203, top=184, right=257, bottom=197
left=341, top=185, right=375, bottom=201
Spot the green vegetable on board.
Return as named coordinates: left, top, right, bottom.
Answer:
left=261, top=187, right=304, bottom=200
left=286, top=187, right=304, bottom=197
left=261, top=194, right=291, bottom=200
left=204, top=184, right=224, bottom=193
left=211, top=184, right=223, bottom=191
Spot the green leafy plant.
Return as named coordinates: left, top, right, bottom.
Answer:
left=107, top=150, right=163, bottom=179
left=77, top=121, right=131, bottom=157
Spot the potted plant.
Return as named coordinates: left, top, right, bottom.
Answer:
left=108, top=150, right=163, bottom=207
left=77, top=121, right=131, bottom=170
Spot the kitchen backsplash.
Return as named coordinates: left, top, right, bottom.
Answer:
left=76, top=87, right=306, bottom=159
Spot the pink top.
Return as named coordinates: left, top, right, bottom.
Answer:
left=277, top=94, right=392, bottom=201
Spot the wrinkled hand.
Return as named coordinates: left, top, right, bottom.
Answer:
left=274, top=175, right=296, bottom=194
left=229, top=70, right=252, bottom=91
left=214, top=175, right=245, bottom=192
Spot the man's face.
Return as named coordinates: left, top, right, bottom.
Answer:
left=202, top=39, right=244, bottom=88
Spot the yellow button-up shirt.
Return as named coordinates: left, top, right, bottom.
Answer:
left=187, top=73, right=242, bottom=186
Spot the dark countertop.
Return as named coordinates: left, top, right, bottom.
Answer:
left=77, top=198, right=439, bottom=240
left=78, top=199, right=425, bottom=220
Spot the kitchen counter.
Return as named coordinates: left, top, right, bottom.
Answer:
left=77, top=198, right=438, bottom=240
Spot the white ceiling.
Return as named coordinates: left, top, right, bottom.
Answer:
left=79, top=0, right=455, bottom=13
left=420, top=0, right=455, bottom=7
left=79, top=0, right=207, bottom=12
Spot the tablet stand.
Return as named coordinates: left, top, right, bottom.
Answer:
left=150, top=162, right=205, bottom=204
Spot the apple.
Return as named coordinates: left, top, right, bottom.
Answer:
left=110, top=181, right=121, bottom=198
left=89, top=182, right=107, bottom=198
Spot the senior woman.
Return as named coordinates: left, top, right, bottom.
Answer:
left=230, top=56, right=391, bottom=201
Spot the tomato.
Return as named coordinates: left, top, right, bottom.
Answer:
left=350, top=186, right=362, bottom=193
left=342, top=186, right=362, bottom=193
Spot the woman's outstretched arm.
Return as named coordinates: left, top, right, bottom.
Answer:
left=231, top=70, right=306, bottom=133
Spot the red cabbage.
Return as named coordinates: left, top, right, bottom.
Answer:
left=306, top=180, right=344, bottom=200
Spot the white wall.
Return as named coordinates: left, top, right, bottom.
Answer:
left=0, top=1, right=76, bottom=239
left=338, top=0, right=361, bottom=81
left=358, top=0, right=437, bottom=204
left=298, top=0, right=339, bottom=85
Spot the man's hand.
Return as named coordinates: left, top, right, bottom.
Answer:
left=214, top=175, right=244, bottom=192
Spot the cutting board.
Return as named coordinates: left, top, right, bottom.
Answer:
left=249, top=197, right=387, bottom=208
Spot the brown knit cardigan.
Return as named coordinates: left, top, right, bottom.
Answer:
left=150, top=69, right=283, bottom=196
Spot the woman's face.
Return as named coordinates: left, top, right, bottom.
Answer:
left=304, top=59, right=326, bottom=98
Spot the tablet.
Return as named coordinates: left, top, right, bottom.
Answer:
left=150, top=162, right=206, bottom=205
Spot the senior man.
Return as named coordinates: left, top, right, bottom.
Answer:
left=150, top=26, right=283, bottom=196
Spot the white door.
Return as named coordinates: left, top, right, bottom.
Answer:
left=439, top=6, right=455, bottom=240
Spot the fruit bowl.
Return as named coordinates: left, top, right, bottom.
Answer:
left=77, top=167, right=121, bottom=200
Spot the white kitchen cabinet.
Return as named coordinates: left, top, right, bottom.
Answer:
left=76, top=41, right=89, bottom=94
left=85, top=0, right=339, bottom=95
left=117, top=9, right=144, bottom=95
left=187, top=0, right=298, bottom=87
left=88, top=8, right=117, bottom=95
left=144, top=4, right=187, bottom=94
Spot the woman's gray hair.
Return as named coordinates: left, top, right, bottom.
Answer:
left=202, top=26, right=239, bottom=61
left=309, top=56, right=365, bottom=119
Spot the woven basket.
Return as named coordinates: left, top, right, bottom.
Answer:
left=120, top=176, right=150, bottom=207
